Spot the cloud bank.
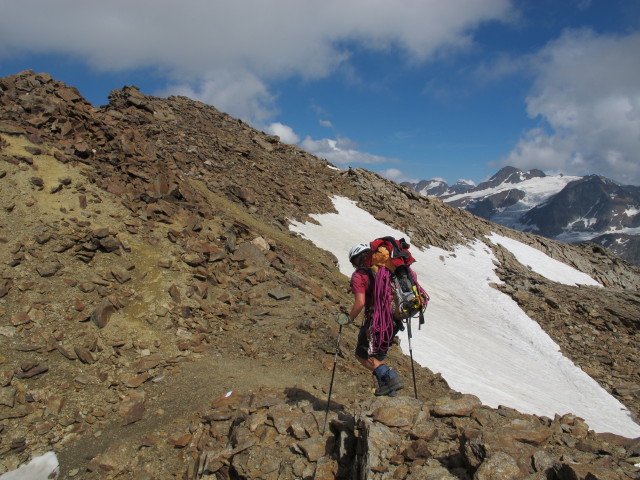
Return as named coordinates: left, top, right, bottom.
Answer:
left=503, top=29, right=640, bottom=184
left=1, top=2, right=637, bottom=185
left=301, top=136, right=397, bottom=167
left=265, top=122, right=300, bottom=144
left=0, top=0, right=511, bottom=123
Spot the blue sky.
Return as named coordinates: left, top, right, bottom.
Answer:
left=1, top=0, right=639, bottom=185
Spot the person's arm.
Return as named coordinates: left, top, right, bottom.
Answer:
left=349, top=292, right=366, bottom=322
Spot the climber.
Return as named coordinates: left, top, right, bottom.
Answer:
left=347, top=243, right=404, bottom=397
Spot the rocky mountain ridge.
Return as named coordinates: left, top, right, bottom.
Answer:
left=0, top=70, right=639, bottom=479
left=404, top=167, right=640, bottom=265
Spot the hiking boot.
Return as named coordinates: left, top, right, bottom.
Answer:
left=374, top=370, right=404, bottom=396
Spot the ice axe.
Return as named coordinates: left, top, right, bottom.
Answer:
left=322, top=312, right=349, bottom=435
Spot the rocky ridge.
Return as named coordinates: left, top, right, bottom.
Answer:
left=0, top=70, right=638, bottom=479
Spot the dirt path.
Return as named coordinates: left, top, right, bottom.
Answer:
left=55, top=344, right=359, bottom=476
left=54, top=312, right=446, bottom=478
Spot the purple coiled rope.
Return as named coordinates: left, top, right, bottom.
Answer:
left=370, top=267, right=394, bottom=354
left=369, top=267, right=430, bottom=354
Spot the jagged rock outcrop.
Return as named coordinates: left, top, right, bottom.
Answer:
left=0, top=70, right=639, bottom=479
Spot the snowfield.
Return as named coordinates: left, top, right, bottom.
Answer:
left=289, top=196, right=640, bottom=438
left=444, top=174, right=580, bottom=207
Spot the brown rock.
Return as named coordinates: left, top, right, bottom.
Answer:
left=410, top=421, right=438, bottom=441
left=554, top=462, right=623, bottom=480
left=74, top=298, right=86, bottom=311
left=57, top=86, right=82, bottom=102
left=267, top=288, right=290, bottom=301
left=313, top=457, right=337, bottom=480
left=0, top=371, right=13, bottom=387
left=463, top=430, right=537, bottom=475
left=36, top=261, right=62, bottom=277
left=78, top=282, right=95, bottom=293
left=56, top=344, right=78, bottom=360
left=16, top=364, right=48, bottom=378
left=0, top=279, right=12, bottom=298
left=111, top=268, right=132, bottom=284
left=475, top=452, right=523, bottom=480
left=228, top=186, right=256, bottom=205
left=34, top=420, right=55, bottom=436
left=133, top=353, right=162, bottom=373
left=0, top=386, right=16, bottom=407
left=125, top=373, right=152, bottom=388
left=402, top=439, right=431, bottom=460
left=0, top=121, right=26, bottom=134
left=168, top=284, right=181, bottom=303
left=284, top=271, right=325, bottom=299
left=430, top=394, right=482, bottom=417
left=372, top=397, right=422, bottom=427
left=86, top=453, right=120, bottom=473
left=498, top=418, right=551, bottom=446
left=183, top=254, right=205, bottom=266
left=234, top=242, right=269, bottom=268
left=268, top=403, right=300, bottom=434
left=30, top=177, right=44, bottom=189
left=532, top=450, right=555, bottom=473
left=201, top=408, right=233, bottom=422
left=91, top=299, right=115, bottom=328
left=45, top=395, right=66, bottom=416
left=141, top=434, right=159, bottom=447
left=74, top=346, right=95, bottom=364
left=297, top=436, right=327, bottom=462
left=11, top=310, right=31, bottom=326
left=119, top=392, right=145, bottom=425
left=34, top=233, right=51, bottom=244
left=99, top=236, right=121, bottom=252
left=168, top=433, right=192, bottom=448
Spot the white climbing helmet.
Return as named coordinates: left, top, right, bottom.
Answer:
left=348, top=243, right=371, bottom=265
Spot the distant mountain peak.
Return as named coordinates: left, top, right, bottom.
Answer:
left=404, top=166, right=640, bottom=265
left=454, top=179, right=476, bottom=186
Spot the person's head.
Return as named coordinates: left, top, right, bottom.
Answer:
left=349, top=243, right=371, bottom=267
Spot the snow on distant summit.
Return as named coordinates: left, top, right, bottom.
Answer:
left=410, top=178, right=475, bottom=197
left=404, top=167, right=640, bottom=265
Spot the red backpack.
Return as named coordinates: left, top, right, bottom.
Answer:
left=364, top=237, right=430, bottom=353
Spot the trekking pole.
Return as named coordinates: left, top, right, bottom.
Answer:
left=322, top=312, right=349, bottom=435
left=405, top=315, right=418, bottom=399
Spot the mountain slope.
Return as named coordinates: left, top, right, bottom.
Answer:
left=405, top=167, right=640, bottom=265
left=1, top=71, right=639, bottom=479
left=520, top=175, right=640, bottom=240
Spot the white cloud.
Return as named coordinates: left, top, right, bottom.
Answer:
left=265, top=122, right=300, bottom=144
left=158, top=69, right=276, bottom=124
left=378, top=168, right=418, bottom=184
left=0, top=0, right=512, bottom=122
left=301, top=136, right=396, bottom=166
left=319, top=120, right=333, bottom=128
left=503, top=29, right=640, bottom=184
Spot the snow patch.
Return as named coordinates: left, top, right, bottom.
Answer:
left=289, top=196, right=640, bottom=437
left=0, top=452, right=59, bottom=480
left=624, top=207, right=639, bottom=216
left=487, top=233, right=601, bottom=287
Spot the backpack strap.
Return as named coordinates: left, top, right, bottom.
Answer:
left=355, top=267, right=375, bottom=320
